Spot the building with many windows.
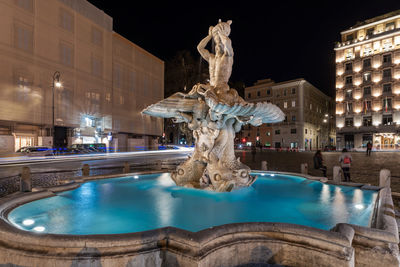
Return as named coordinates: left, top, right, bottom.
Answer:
left=335, top=10, right=400, bottom=150
left=0, top=0, right=163, bottom=153
left=242, top=78, right=335, bottom=151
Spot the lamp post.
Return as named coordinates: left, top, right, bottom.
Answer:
left=52, top=71, right=61, bottom=150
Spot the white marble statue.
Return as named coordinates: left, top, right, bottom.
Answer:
left=142, top=20, right=284, bottom=192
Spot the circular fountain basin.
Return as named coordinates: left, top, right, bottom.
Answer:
left=8, top=172, right=377, bottom=235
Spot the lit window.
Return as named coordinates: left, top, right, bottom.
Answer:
left=363, top=72, right=371, bottom=82
left=292, top=100, right=296, bottom=107
left=385, top=22, right=395, bottom=31
left=284, top=102, right=287, bottom=108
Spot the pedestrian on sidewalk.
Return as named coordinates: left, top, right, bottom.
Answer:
left=251, top=144, right=256, bottom=162
left=313, top=150, right=327, bottom=177
left=339, top=148, right=352, bottom=182
left=366, top=141, right=372, bottom=156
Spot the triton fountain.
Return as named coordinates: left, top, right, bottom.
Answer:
left=142, top=20, right=285, bottom=191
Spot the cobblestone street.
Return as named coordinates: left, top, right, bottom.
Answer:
left=237, top=150, right=400, bottom=192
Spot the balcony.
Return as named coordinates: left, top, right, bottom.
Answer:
left=336, top=28, right=400, bottom=49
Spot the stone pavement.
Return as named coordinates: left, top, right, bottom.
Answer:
left=237, top=149, right=400, bottom=192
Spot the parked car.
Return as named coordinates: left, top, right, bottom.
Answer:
left=16, top=146, right=54, bottom=157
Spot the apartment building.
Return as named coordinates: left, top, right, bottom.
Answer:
left=0, top=0, right=163, bottom=152
left=335, top=10, right=400, bottom=150
left=243, top=78, right=335, bottom=150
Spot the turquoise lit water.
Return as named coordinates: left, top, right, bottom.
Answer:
left=8, top=173, right=378, bottom=235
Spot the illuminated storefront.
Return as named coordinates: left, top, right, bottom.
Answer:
left=373, top=133, right=400, bottom=149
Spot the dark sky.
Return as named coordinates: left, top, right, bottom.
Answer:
left=88, top=0, right=400, bottom=97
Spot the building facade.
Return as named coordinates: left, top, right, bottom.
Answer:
left=0, top=0, right=163, bottom=153
left=243, top=78, right=335, bottom=151
left=335, top=10, right=400, bottom=150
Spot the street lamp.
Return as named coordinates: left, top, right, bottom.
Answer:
left=52, top=71, right=61, bottom=150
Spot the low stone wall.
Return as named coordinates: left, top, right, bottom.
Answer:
left=0, top=171, right=397, bottom=267
left=0, top=159, right=183, bottom=197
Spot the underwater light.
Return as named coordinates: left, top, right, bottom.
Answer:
left=22, top=219, right=35, bottom=226
left=355, top=204, right=364, bottom=210
left=33, top=226, right=45, bottom=232
left=134, top=175, right=139, bottom=179
left=270, top=174, right=275, bottom=177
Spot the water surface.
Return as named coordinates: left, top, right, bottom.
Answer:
left=8, top=173, right=378, bottom=234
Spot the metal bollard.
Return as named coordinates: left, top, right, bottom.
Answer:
left=379, top=169, right=391, bottom=188
left=261, top=161, right=267, bottom=171
left=82, top=164, right=90, bottom=176
left=123, top=162, right=130, bottom=173
left=156, top=160, right=162, bottom=170
left=333, top=166, right=342, bottom=183
left=301, top=163, right=308, bottom=175
left=20, top=166, right=32, bottom=192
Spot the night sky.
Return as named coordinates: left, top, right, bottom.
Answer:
left=88, top=1, right=400, bottom=97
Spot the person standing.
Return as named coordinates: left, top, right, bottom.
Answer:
left=313, top=150, right=327, bottom=177
left=339, top=148, right=352, bottom=182
left=366, top=141, right=372, bottom=156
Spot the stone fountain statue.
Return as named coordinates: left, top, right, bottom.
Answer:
left=142, top=20, right=284, bottom=192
